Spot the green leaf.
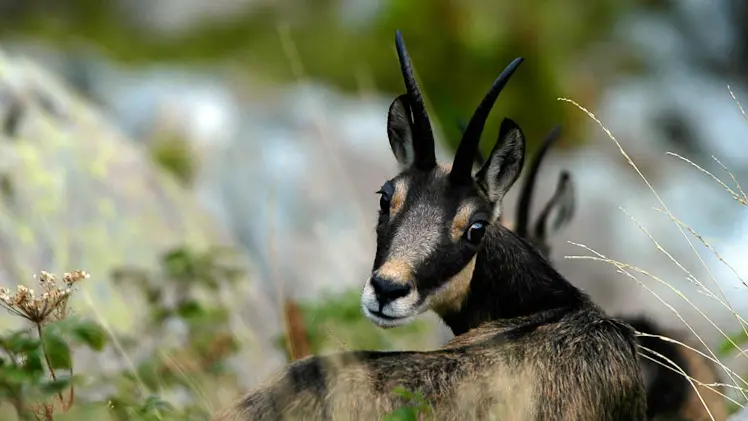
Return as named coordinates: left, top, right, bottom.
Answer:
left=106, top=396, right=137, bottom=421
left=136, top=360, right=161, bottom=392
left=718, top=330, right=748, bottom=356
left=70, top=320, right=108, bottom=351
left=0, top=365, right=35, bottom=384
left=382, top=407, right=420, bottom=421
left=391, top=385, right=416, bottom=400
left=140, top=395, right=175, bottom=413
left=5, top=331, right=41, bottom=353
left=24, top=349, right=45, bottom=376
left=162, top=247, right=195, bottom=280
left=145, top=286, right=163, bottom=305
left=176, top=300, right=205, bottom=319
left=40, top=377, right=71, bottom=395
left=42, top=330, right=72, bottom=370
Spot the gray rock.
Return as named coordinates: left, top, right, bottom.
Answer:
left=0, top=49, right=285, bottom=388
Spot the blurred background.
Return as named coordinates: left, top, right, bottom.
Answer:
left=0, top=0, right=748, bottom=419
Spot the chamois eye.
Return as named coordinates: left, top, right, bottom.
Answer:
left=377, top=190, right=390, bottom=214
left=465, top=221, right=487, bottom=244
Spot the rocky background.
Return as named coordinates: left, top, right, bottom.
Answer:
left=0, top=0, right=747, bottom=419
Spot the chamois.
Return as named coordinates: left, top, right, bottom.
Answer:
left=467, top=126, right=726, bottom=421
left=212, top=30, right=646, bottom=421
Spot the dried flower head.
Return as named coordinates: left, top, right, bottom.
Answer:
left=63, top=270, right=89, bottom=286
left=0, top=270, right=89, bottom=324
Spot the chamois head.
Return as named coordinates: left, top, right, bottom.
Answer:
left=361, top=31, right=525, bottom=328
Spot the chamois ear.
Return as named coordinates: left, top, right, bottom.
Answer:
left=475, top=118, right=525, bottom=207
left=534, top=171, right=575, bottom=243
left=387, top=94, right=416, bottom=169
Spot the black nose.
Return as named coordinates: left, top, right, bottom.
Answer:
left=370, top=276, right=412, bottom=305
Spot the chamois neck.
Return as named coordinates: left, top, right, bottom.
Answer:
left=441, top=225, right=587, bottom=335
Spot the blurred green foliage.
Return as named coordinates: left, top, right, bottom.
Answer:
left=0, top=301, right=109, bottom=420
left=0, top=246, right=438, bottom=420
left=106, top=246, right=246, bottom=416
left=0, top=0, right=658, bottom=155
left=718, top=330, right=748, bottom=415
left=0, top=247, right=247, bottom=420
left=148, top=134, right=197, bottom=187
left=274, top=288, right=431, bottom=359
left=382, top=386, right=433, bottom=421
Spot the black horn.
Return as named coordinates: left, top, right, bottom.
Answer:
left=449, top=57, right=524, bottom=184
left=457, top=118, right=486, bottom=167
left=515, top=126, right=562, bottom=238
left=534, top=170, right=573, bottom=241
left=395, top=30, right=436, bottom=170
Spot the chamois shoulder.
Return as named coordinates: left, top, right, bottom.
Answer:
left=213, top=347, right=536, bottom=421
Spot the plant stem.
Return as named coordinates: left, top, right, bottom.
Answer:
left=6, top=385, right=35, bottom=421
left=67, top=367, right=75, bottom=408
left=36, top=323, right=66, bottom=410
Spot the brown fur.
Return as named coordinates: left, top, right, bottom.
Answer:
left=374, top=259, right=413, bottom=286
left=391, top=179, right=408, bottom=217
left=502, top=202, right=727, bottom=421
left=450, top=203, right=478, bottom=242
left=212, top=306, right=645, bottom=421
left=429, top=256, right=476, bottom=315
left=501, top=217, right=515, bottom=232
left=636, top=322, right=727, bottom=421
left=487, top=143, right=727, bottom=421
left=679, top=346, right=726, bottom=421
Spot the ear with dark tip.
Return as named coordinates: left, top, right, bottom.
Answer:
left=475, top=118, right=526, bottom=206
left=387, top=94, right=416, bottom=169
left=457, top=118, right=485, bottom=168
left=515, top=126, right=563, bottom=239
left=533, top=170, right=575, bottom=243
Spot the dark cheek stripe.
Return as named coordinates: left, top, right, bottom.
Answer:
left=412, top=245, right=477, bottom=294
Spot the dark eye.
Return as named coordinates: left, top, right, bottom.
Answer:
left=377, top=190, right=390, bottom=214
left=465, top=221, right=487, bottom=244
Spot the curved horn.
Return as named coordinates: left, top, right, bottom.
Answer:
left=449, top=57, right=524, bottom=184
left=395, top=30, right=436, bottom=170
left=533, top=170, right=574, bottom=241
left=457, top=118, right=486, bottom=167
left=515, top=126, right=562, bottom=238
